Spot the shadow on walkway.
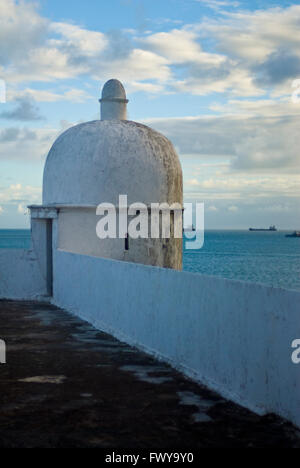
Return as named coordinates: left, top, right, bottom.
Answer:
left=0, top=300, right=299, bottom=448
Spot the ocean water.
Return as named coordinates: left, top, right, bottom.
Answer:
left=184, top=230, right=300, bottom=292
left=0, top=229, right=299, bottom=291
left=0, top=229, right=31, bottom=249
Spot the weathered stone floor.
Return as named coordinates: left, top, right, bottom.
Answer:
left=0, top=300, right=299, bottom=448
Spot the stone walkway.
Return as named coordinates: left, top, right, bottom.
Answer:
left=0, top=300, right=299, bottom=448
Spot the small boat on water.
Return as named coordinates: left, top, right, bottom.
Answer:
left=249, top=225, right=277, bottom=231
left=285, top=231, right=300, bottom=238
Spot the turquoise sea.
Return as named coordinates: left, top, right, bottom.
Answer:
left=183, top=230, right=300, bottom=292
left=1, top=229, right=300, bottom=291
left=0, top=229, right=31, bottom=249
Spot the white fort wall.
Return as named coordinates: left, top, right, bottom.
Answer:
left=53, top=249, right=300, bottom=428
left=0, top=215, right=54, bottom=300
left=0, top=249, right=47, bottom=299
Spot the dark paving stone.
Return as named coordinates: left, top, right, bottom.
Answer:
left=0, top=300, right=299, bottom=448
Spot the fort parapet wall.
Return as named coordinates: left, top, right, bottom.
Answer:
left=0, top=249, right=47, bottom=299
left=0, top=245, right=299, bottom=428
left=53, top=249, right=300, bottom=428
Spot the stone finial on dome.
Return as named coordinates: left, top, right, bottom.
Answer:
left=99, top=79, right=128, bottom=120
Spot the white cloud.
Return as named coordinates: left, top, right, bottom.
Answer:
left=0, top=97, right=44, bottom=120
left=145, top=112, right=300, bottom=173
left=140, top=29, right=225, bottom=66
left=184, top=173, right=300, bottom=200
left=1, top=1, right=171, bottom=87
left=93, top=48, right=171, bottom=82
left=1, top=1, right=300, bottom=100
left=17, top=202, right=28, bottom=214
left=0, top=205, right=3, bottom=214
left=210, top=97, right=300, bottom=117
left=0, top=183, right=41, bottom=206
left=126, top=81, right=165, bottom=94
left=200, top=6, right=300, bottom=63
left=186, top=178, right=200, bottom=186
left=50, top=22, right=108, bottom=56
left=8, top=88, right=93, bottom=103
left=196, top=0, right=240, bottom=10
left=182, top=6, right=300, bottom=97
left=173, top=67, right=262, bottom=96
left=0, top=0, right=48, bottom=64
left=0, top=126, right=58, bottom=161
left=228, top=205, right=238, bottom=211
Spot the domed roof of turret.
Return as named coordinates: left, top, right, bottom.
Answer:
left=42, top=80, right=182, bottom=207
left=101, top=79, right=127, bottom=101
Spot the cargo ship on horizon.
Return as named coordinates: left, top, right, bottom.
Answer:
left=249, top=225, right=277, bottom=231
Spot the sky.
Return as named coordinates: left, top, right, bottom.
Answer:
left=0, top=0, right=300, bottom=229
